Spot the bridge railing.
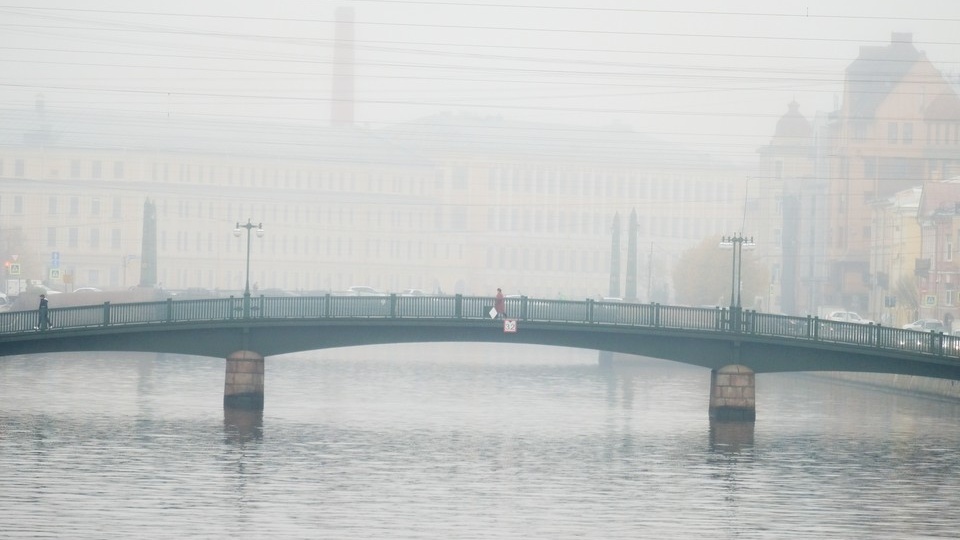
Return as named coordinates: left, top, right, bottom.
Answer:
left=4, top=295, right=960, bottom=359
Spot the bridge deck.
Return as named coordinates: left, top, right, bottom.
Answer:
left=2, top=295, right=959, bottom=379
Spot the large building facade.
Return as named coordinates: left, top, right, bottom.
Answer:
left=0, top=104, right=747, bottom=301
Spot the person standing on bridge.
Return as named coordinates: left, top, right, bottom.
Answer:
left=495, top=288, right=506, bottom=319
left=37, top=293, right=51, bottom=330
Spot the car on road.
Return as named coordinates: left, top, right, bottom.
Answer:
left=902, top=319, right=945, bottom=332
left=826, top=311, right=873, bottom=324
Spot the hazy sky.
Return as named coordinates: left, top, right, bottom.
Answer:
left=2, top=0, right=959, bottom=164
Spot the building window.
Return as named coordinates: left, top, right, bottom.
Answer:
left=68, top=228, right=79, bottom=248
left=91, top=199, right=100, bottom=216
left=70, top=197, right=79, bottom=216
left=90, top=229, right=100, bottom=250
left=113, top=161, right=124, bottom=179
left=91, top=161, right=102, bottom=179
left=903, top=123, right=913, bottom=144
left=14, top=159, right=24, bottom=177
left=947, top=241, right=954, bottom=262
left=47, top=227, right=57, bottom=248
left=71, top=160, right=81, bottom=178
left=48, top=197, right=58, bottom=214
left=864, top=157, right=877, bottom=179
left=887, top=122, right=898, bottom=143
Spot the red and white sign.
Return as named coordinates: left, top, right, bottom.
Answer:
left=503, top=319, right=517, bottom=333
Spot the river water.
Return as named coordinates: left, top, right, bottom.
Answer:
left=2, top=343, right=959, bottom=539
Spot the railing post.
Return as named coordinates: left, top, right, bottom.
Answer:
left=811, top=316, right=819, bottom=340
left=520, top=295, right=528, bottom=321
left=166, top=298, right=173, bottom=323
left=102, top=301, right=111, bottom=327
left=324, top=293, right=331, bottom=318
left=587, top=298, right=595, bottom=323
left=653, top=303, right=661, bottom=327
left=455, top=294, right=462, bottom=319
left=390, top=293, right=397, bottom=318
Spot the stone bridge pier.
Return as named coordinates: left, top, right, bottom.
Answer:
left=709, top=364, right=756, bottom=421
left=224, top=350, right=264, bottom=409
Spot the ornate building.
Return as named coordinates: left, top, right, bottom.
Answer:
left=827, top=33, right=960, bottom=314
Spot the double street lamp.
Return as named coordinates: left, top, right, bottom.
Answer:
left=719, top=234, right=755, bottom=329
left=234, top=219, right=263, bottom=318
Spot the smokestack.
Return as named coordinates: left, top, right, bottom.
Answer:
left=331, top=6, right=355, bottom=127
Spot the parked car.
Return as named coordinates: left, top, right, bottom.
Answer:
left=72, top=287, right=103, bottom=293
left=346, top=285, right=385, bottom=296
left=174, top=287, right=218, bottom=300
left=400, top=289, right=425, bottom=296
left=826, top=311, right=873, bottom=324
left=902, top=319, right=945, bottom=332
left=257, top=288, right=298, bottom=297
left=0, top=293, right=12, bottom=312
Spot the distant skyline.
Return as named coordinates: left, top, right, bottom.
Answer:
left=2, top=1, right=959, bottom=165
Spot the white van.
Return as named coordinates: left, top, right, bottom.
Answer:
left=0, top=293, right=12, bottom=312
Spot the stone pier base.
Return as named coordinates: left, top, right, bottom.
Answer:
left=224, top=350, right=264, bottom=410
left=709, top=364, right=756, bottom=421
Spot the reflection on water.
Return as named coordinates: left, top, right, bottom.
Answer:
left=709, top=420, right=755, bottom=453
left=2, top=345, right=960, bottom=539
left=224, top=407, right=263, bottom=443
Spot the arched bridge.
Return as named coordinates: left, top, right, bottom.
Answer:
left=3, top=294, right=959, bottom=418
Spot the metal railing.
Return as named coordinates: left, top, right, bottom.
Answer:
left=3, top=294, right=958, bottom=359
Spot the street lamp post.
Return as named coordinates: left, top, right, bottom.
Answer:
left=234, top=219, right=263, bottom=318
left=719, top=233, right=755, bottom=331
left=121, top=254, right=139, bottom=288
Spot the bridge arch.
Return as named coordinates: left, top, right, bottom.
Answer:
left=3, top=296, right=960, bottom=415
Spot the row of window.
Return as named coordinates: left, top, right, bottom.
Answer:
left=46, top=197, right=123, bottom=218
left=46, top=227, right=123, bottom=250
left=0, top=153, right=741, bottom=207
left=887, top=121, right=960, bottom=145
left=0, top=159, right=124, bottom=180
left=0, top=195, right=124, bottom=218
left=485, top=167, right=737, bottom=201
